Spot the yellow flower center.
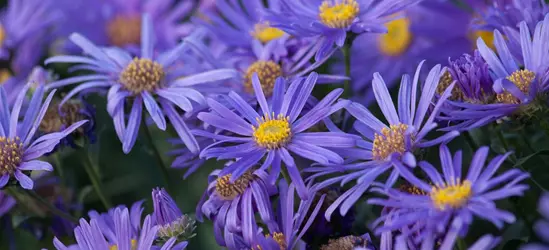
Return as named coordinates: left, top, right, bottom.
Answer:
left=253, top=114, right=292, bottom=149
left=318, top=0, right=360, bottom=29
left=437, top=71, right=465, bottom=101
left=0, top=25, right=5, bottom=48
left=431, top=180, right=472, bottom=210
left=0, top=136, right=23, bottom=176
left=215, top=171, right=254, bottom=200
left=473, top=30, right=495, bottom=51
left=251, top=22, right=285, bottom=43
left=244, top=60, right=283, bottom=97
left=40, top=101, right=86, bottom=134
left=399, top=184, right=428, bottom=195
left=109, top=239, right=137, bottom=250
left=372, top=124, right=408, bottom=160
left=119, top=58, right=165, bottom=94
left=272, top=232, right=287, bottom=249
left=106, top=15, right=142, bottom=47
left=378, top=17, right=412, bottom=56
left=0, top=69, right=11, bottom=85
left=320, top=235, right=369, bottom=250
left=496, top=69, right=536, bottom=104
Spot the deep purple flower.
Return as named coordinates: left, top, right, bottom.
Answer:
left=198, top=0, right=290, bottom=53
left=196, top=73, right=356, bottom=199
left=521, top=193, right=549, bottom=250
left=53, top=203, right=185, bottom=250
left=54, top=0, right=197, bottom=53
left=152, top=188, right=194, bottom=247
left=246, top=180, right=325, bottom=250
left=307, top=62, right=459, bottom=219
left=0, top=82, right=86, bottom=189
left=0, top=0, right=60, bottom=76
left=197, top=169, right=277, bottom=249
left=369, top=145, right=528, bottom=249
left=441, top=14, right=549, bottom=131
left=45, top=14, right=237, bottom=154
left=342, top=1, right=471, bottom=97
left=264, top=0, right=421, bottom=60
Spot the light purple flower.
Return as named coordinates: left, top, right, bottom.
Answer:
left=369, top=145, right=528, bottom=250
left=195, top=73, right=356, bottom=199
left=307, top=62, right=459, bottom=219
left=0, top=82, right=86, bottom=190
left=45, top=14, right=237, bottom=154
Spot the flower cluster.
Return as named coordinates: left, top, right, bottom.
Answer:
left=0, top=0, right=549, bottom=249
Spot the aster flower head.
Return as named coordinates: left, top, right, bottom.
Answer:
left=347, top=1, right=471, bottom=94
left=53, top=204, right=186, bottom=250
left=0, top=82, right=86, bottom=190
left=521, top=193, right=549, bottom=250
left=265, top=0, right=421, bottom=60
left=199, top=0, right=290, bottom=51
left=0, top=0, right=60, bottom=76
left=46, top=14, right=237, bottom=154
left=307, top=62, right=459, bottom=219
left=197, top=169, right=277, bottom=249
left=196, top=72, right=356, bottom=199
left=55, top=0, right=197, bottom=53
left=152, top=188, right=196, bottom=245
left=369, top=145, right=529, bottom=249
left=233, top=39, right=347, bottom=99
left=441, top=14, right=549, bottom=131
left=248, top=180, right=326, bottom=250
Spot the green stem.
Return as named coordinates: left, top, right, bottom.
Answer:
left=496, top=129, right=509, bottom=151
left=17, top=188, right=78, bottom=224
left=142, top=117, right=174, bottom=194
left=280, top=166, right=292, bottom=184
left=464, top=132, right=478, bottom=151
left=51, top=154, right=65, bottom=183
left=82, top=148, right=112, bottom=209
left=457, top=238, right=467, bottom=250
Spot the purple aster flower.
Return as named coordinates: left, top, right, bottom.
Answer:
left=369, top=145, right=529, bottom=250
left=0, top=0, right=60, bottom=76
left=246, top=180, right=326, bottom=250
left=0, top=82, right=86, bottom=189
left=521, top=193, right=549, bottom=250
left=264, top=0, right=421, bottom=60
left=198, top=0, right=291, bottom=52
left=55, top=0, right=197, bottom=53
left=168, top=136, right=209, bottom=179
left=152, top=188, right=195, bottom=247
left=53, top=204, right=183, bottom=250
left=195, top=73, right=356, bottom=199
left=393, top=233, right=500, bottom=250
left=307, top=62, right=459, bottom=219
left=441, top=14, right=549, bottom=131
left=45, top=14, right=237, bottom=154
left=197, top=168, right=277, bottom=249
left=341, top=1, right=471, bottom=97
left=471, top=0, right=549, bottom=34
left=231, top=39, right=347, bottom=99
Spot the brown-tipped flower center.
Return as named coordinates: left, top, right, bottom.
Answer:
left=271, top=232, right=287, bottom=249
left=40, top=101, right=85, bottom=134
left=106, top=15, right=142, bottom=47
left=0, top=136, right=23, bottom=176
left=437, top=71, right=465, bottom=101
left=497, top=69, right=536, bottom=104
left=215, top=171, right=254, bottom=200
left=244, top=60, right=283, bottom=97
left=120, top=58, right=165, bottom=94
left=372, top=124, right=408, bottom=160
left=320, top=235, right=369, bottom=250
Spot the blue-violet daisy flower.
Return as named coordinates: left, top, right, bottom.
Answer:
left=196, top=73, right=356, bottom=199
left=0, top=83, right=86, bottom=189
left=369, top=145, right=529, bottom=250
left=307, top=62, right=459, bottom=219
left=45, top=14, right=237, bottom=154
left=264, top=0, right=421, bottom=60
left=152, top=187, right=195, bottom=246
